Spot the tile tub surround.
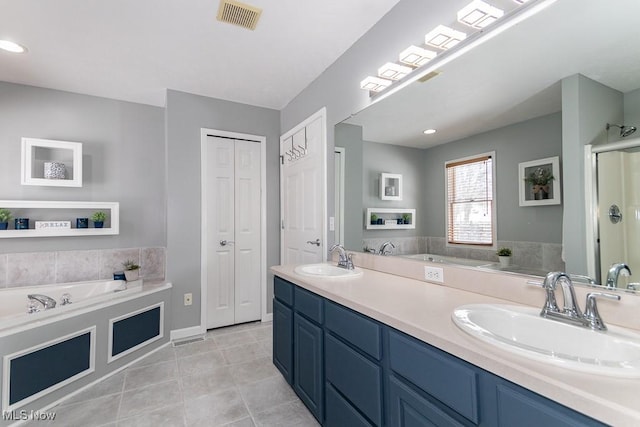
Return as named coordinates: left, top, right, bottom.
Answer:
left=274, top=261, right=640, bottom=426
left=23, top=321, right=318, bottom=427
left=0, top=247, right=165, bottom=288
left=361, top=236, right=565, bottom=272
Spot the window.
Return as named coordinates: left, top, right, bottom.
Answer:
left=446, top=153, right=494, bottom=246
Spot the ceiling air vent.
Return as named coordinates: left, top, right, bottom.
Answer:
left=217, top=0, right=262, bottom=31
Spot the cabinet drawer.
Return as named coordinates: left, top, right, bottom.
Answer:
left=294, top=286, right=324, bottom=324
left=325, top=333, right=383, bottom=426
left=494, top=381, right=606, bottom=427
left=325, top=301, right=382, bottom=360
left=389, top=375, right=466, bottom=427
left=325, top=383, right=374, bottom=427
left=389, top=330, right=479, bottom=424
left=274, top=276, right=294, bottom=306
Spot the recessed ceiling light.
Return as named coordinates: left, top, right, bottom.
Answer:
left=360, top=76, right=392, bottom=92
left=377, top=62, right=413, bottom=81
left=425, top=25, right=467, bottom=50
left=458, top=1, right=504, bottom=29
left=423, top=129, right=437, bottom=135
left=0, top=40, right=27, bottom=53
left=513, top=0, right=529, bottom=3
left=398, top=46, right=437, bottom=67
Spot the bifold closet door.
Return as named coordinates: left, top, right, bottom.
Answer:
left=206, top=136, right=261, bottom=329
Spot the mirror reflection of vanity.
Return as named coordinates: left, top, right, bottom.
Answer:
left=333, top=0, right=640, bottom=291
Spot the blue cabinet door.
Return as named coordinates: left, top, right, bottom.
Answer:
left=294, top=312, right=324, bottom=422
left=273, top=298, right=293, bottom=384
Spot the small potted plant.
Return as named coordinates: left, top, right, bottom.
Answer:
left=371, top=213, right=378, bottom=225
left=496, top=247, right=512, bottom=268
left=525, top=167, right=554, bottom=200
left=123, top=259, right=141, bottom=281
left=0, top=208, right=11, bottom=230
left=402, top=213, right=411, bottom=225
left=91, top=211, right=107, bottom=228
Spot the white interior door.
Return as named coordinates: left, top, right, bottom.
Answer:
left=280, top=110, right=326, bottom=265
left=205, top=136, right=261, bottom=329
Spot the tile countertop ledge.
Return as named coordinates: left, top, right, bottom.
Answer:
left=271, top=264, right=640, bottom=426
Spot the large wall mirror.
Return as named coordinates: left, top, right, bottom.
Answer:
left=333, top=0, right=640, bottom=292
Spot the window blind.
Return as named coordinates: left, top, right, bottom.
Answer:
left=446, top=155, right=493, bottom=245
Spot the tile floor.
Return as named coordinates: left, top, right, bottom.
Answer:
left=30, top=321, right=319, bottom=427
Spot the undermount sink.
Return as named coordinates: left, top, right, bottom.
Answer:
left=452, top=304, right=640, bottom=377
left=293, top=263, right=363, bottom=279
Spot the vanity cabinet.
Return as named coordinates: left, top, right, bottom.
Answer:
left=272, top=277, right=324, bottom=422
left=272, top=276, right=607, bottom=427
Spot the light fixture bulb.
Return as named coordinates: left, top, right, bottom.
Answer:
left=399, top=46, right=437, bottom=67
left=0, top=40, right=27, bottom=53
left=425, top=25, right=467, bottom=50
left=377, top=62, right=413, bottom=81
left=423, top=129, right=437, bottom=135
left=458, top=1, right=504, bottom=29
left=360, top=76, right=392, bottom=92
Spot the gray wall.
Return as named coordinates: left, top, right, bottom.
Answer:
left=561, top=75, right=623, bottom=274
left=165, top=89, right=280, bottom=330
left=625, top=88, right=640, bottom=125
left=363, top=142, right=426, bottom=239
left=0, top=82, right=166, bottom=253
left=335, top=123, right=363, bottom=250
left=423, top=112, right=563, bottom=243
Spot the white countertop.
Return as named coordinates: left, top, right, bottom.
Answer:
left=271, top=263, right=640, bottom=426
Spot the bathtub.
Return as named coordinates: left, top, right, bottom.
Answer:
left=0, top=279, right=172, bottom=421
left=402, top=253, right=491, bottom=267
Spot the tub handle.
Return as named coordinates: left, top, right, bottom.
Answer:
left=61, top=293, right=72, bottom=305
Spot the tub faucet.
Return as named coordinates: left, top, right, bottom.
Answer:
left=606, top=263, right=631, bottom=288
left=378, top=241, right=395, bottom=256
left=27, top=294, right=57, bottom=310
left=329, top=244, right=354, bottom=270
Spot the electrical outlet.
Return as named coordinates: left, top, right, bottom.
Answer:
left=184, top=293, right=193, bottom=306
left=424, top=266, right=444, bottom=283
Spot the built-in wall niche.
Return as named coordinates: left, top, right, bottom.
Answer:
left=366, top=208, right=415, bottom=229
left=21, top=138, right=83, bottom=187
left=0, top=201, right=119, bottom=238
left=380, top=173, right=402, bottom=200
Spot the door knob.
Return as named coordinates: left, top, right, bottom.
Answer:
left=306, top=239, right=321, bottom=246
left=220, top=240, right=235, bottom=246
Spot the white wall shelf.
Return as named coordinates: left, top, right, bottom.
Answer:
left=0, top=201, right=119, bottom=238
left=21, top=138, right=83, bottom=187
left=366, top=208, right=415, bottom=230
left=380, top=173, right=403, bottom=200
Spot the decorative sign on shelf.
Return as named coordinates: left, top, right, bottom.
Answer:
left=35, top=221, right=72, bottom=230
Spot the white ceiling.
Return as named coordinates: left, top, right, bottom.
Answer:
left=0, top=0, right=399, bottom=108
left=346, top=0, right=640, bottom=148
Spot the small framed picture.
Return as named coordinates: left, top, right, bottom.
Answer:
left=518, top=156, right=561, bottom=206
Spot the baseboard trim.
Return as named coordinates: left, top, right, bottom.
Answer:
left=170, top=325, right=204, bottom=341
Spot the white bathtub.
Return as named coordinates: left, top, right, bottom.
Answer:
left=0, top=279, right=171, bottom=417
left=402, top=253, right=491, bottom=267
left=0, top=279, right=164, bottom=336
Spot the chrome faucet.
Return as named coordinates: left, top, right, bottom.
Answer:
left=329, top=244, right=354, bottom=270
left=27, top=294, right=57, bottom=310
left=606, top=262, right=631, bottom=288
left=378, top=241, right=395, bottom=256
left=537, top=272, right=620, bottom=331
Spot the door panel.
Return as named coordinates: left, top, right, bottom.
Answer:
left=281, top=113, right=325, bottom=266
left=206, top=136, right=261, bottom=329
